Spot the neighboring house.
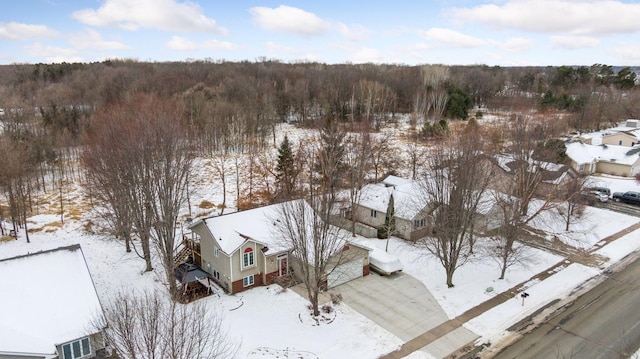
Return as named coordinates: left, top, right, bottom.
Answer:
left=189, top=200, right=370, bottom=294
left=353, top=175, right=507, bottom=239
left=601, top=130, right=640, bottom=147
left=473, top=190, right=505, bottom=233
left=0, top=245, right=107, bottom=359
left=566, top=141, right=640, bottom=177
left=354, top=175, right=431, bottom=241
left=482, top=154, right=577, bottom=196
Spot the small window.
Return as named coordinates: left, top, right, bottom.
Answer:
left=213, top=269, right=220, bottom=280
left=214, top=247, right=220, bottom=258
left=243, top=275, right=254, bottom=287
left=61, top=337, right=91, bottom=359
left=371, top=209, right=377, bottom=218
left=619, top=140, right=623, bottom=145
left=242, top=248, right=254, bottom=268
left=578, top=164, right=585, bottom=171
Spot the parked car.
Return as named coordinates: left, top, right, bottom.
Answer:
left=581, top=186, right=610, bottom=204
left=589, top=186, right=611, bottom=197
left=612, top=191, right=640, bottom=205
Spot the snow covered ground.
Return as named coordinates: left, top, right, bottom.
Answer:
left=5, top=201, right=639, bottom=359
left=3, top=121, right=640, bottom=358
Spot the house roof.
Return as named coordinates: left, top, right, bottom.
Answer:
left=0, top=245, right=103, bottom=356
left=192, top=203, right=290, bottom=255
left=566, top=141, right=640, bottom=166
left=382, top=175, right=413, bottom=187
left=192, top=200, right=368, bottom=262
left=359, top=176, right=424, bottom=220
left=174, top=263, right=211, bottom=284
left=490, top=153, right=571, bottom=185
left=603, top=130, right=640, bottom=141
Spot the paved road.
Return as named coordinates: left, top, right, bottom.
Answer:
left=492, top=256, right=640, bottom=359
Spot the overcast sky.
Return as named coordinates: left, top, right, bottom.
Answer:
left=2, top=0, right=640, bottom=66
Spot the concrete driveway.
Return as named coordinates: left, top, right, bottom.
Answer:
left=329, top=272, right=478, bottom=358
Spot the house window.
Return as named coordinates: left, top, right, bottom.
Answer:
left=578, top=164, right=585, bottom=171
left=61, top=337, right=90, bottom=359
left=371, top=209, right=377, bottom=218
left=213, top=269, right=220, bottom=280
left=214, top=247, right=219, bottom=258
left=242, top=248, right=254, bottom=268
left=243, top=275, right=254, bottom=287
left=414, top=218, right=426, bottom=228
left=619, top=140, right=623, bottom=145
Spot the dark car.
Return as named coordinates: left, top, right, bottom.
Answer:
left=612, top=191, right=640, bottom=205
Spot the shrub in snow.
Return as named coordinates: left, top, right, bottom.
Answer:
left=322, top=304, right=334, bottom=314
left=330, top=293, right=343, bottom=305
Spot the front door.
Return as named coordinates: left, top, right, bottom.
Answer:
left=277, top=254, right=288, bottom=277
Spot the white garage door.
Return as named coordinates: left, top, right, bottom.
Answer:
left=327, top=258, right=363, bottom=288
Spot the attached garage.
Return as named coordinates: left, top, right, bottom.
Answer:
left=327, top=258, right=365, bottom=288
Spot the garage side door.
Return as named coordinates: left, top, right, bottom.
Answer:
left=327, top=259, right=363, bottom=288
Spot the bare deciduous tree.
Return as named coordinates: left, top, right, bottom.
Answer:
left=417, top=127, right=493, bottom=287
left=489, top=116, right=565, bottom=279
left=84, top=95, right=194, bottom=299
left=96, top=290, right=238, bottom=359
left=273, top=120, right=355, bottom=316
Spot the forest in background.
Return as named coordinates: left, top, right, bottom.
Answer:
left=0, top=59, right=639, bottom=243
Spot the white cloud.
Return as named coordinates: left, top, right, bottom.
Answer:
left=490, top=37, right=535, bottom=52
left=265, top=41, right=296, bottom=55
left=348, top=47, right=387, bottom=64
left=72, top=0, right=227, bottom=34
left=24, top=42, right=83, bottom=63
left=250, top=5, right=329, bottom=37
left=166, top=36, right=238, bottom=51
left=336, top=23, right=372, bottom=41
left=419, top=28, right=486, bottom=48
left=69, top=29, right=130, bottom=50
left=613, top=42, right=640, bottom=64
left=0, top=22, right=58, bottom=40
left=450, top=0, right=640, bottom=36
left=551, top=35, right=600, bottom=49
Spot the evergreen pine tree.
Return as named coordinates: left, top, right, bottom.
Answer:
left=378, top=193, right=396, bottom=239
left=275, top=135, right=296, bottom=199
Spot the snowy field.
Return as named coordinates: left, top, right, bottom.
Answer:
left=2, top=122, right=640, bottom=358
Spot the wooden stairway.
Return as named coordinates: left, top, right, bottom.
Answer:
left=174, top=245, right=192, bottom=268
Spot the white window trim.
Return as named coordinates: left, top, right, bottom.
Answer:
left=214, top=247, right=220, bottom=258
left=371, top=209, right=377, bottom=218
left=61, top=337, right=91, bottom=359
left=242, top=249, right=255, bottom=269
left=243, top=275, right=254, bottom=287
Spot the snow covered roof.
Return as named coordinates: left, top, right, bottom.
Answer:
left=194, top=199, right=367, bottom=262
left=566, top=141, right=640, bottom=166
left=359, top=178, right=424, bottom=221
left=193, top=203, right=291, bottom=255
left=382, top=175, right=413, bottom=187
left=0, top=245, right=104, bottom=356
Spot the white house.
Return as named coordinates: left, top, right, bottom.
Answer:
left=0, top=245, right=106, bottom=359
left=566, top=141, right=640, bottom=177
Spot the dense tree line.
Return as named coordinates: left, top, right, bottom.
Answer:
left=0, top=59, right=638, bottom=291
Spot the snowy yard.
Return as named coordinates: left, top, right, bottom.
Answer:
left=6, top=201, right=639, bottom=358
left=2, top=121, right=640, bottom=358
